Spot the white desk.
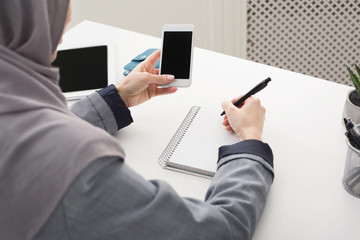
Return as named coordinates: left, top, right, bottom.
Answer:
left=63, top=21, right=359, bottom=240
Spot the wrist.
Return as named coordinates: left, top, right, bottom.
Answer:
left=238, top=129, right=262, bottom=141
left=115, top=82, right=129, bottom=107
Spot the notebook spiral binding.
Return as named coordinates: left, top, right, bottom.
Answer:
left=158, top=106, right=201, bottom=168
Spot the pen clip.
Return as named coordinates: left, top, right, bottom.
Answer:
left=254, top=81, right=269, bottom=92
left=250, top=77, right=271, bottom=95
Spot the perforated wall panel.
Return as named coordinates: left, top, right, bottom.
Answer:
left=246, top=0, right=360, bottom=85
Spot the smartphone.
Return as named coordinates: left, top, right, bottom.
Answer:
left=160, top=24, right=194, bottom=87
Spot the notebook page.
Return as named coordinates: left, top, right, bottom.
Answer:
left=168, top=107, right=239, bottom=172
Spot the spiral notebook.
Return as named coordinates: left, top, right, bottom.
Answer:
left=159, top=106, right=239, bottom=178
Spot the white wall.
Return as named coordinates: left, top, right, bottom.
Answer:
left=68, top=0, right=247, bottom=58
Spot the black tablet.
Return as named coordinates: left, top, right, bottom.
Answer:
left=52, top=43, right=116, bottom=100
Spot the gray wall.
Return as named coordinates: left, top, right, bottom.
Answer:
left=68, top=0, right=247, bottom=58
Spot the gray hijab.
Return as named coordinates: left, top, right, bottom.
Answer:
left=0, top=1, right=125, bottom=239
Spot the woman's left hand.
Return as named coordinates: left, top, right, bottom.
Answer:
left=115, top=49, right=177, bottom=107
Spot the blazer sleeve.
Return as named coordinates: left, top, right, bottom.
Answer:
left=69, top=84, right=133, bottom=134
left=35, top=140, right=273, bottom=240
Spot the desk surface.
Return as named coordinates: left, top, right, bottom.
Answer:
left=63, top=21, right=359, bottom=240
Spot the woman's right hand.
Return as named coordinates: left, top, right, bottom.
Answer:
left=221, top=96, right=266, bottom=141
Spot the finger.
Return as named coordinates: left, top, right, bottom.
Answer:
left=231, top=94, right=244, bottom=103
left=224, top=115, right=228, bottom=121
left=231, top=95, right=247, bottom=110
left=221, top=100, right=238, bottom=115
left=252, top=96, right=261, bottom=105
left=225, top=125, right=234, bottom=132
left=144, top=49, right=161, bottom=66
left=222, top=115, right=228, bottom=123
left=155, top=87, right=178, bottom=96
left=241, top=96, right=259, bottom=109
left=236, top=102, right=245, bottom=109
left=154, top=69, right=160, bottom=74
left=222, top=119, right=229, bottom=127
left=143, top=72, right=175, bottom=85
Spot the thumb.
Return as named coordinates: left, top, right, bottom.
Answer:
left=144, top=49, right=161, bottom=66
left=221, top=100, right=237, bottom=114
left=143, top=72, right=175, bottom=85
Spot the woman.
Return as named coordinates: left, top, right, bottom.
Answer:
left=0, top=1, right=274, bottom=240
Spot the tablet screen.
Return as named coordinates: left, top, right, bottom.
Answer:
left=52, top=46, right=108, bottom=93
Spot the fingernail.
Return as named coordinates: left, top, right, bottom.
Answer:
left=167, top=75, right=175, bottom=81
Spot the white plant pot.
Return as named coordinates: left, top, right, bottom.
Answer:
left=343, top=89, right=360, bottom=124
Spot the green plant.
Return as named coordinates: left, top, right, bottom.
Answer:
left=347, top=64, right=360, bottom=95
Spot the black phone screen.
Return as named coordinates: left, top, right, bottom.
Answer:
left=160, top=31, right=193, bottom=79
left=52, top=46, right=108, bottom=92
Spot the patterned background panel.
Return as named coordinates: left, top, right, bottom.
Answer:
left=247, top=0, right=360, bottom=85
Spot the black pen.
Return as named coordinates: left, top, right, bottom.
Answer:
left=345, top=132, right=360, bottom=150
left=220, top=77, right=271, bottom=116
left=344, top=118, right=360, bottom=149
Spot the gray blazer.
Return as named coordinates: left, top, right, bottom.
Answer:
left=34, top=92, right=274, bottom=240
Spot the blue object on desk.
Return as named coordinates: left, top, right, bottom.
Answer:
left=123, top=48, right=160, bottom=76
